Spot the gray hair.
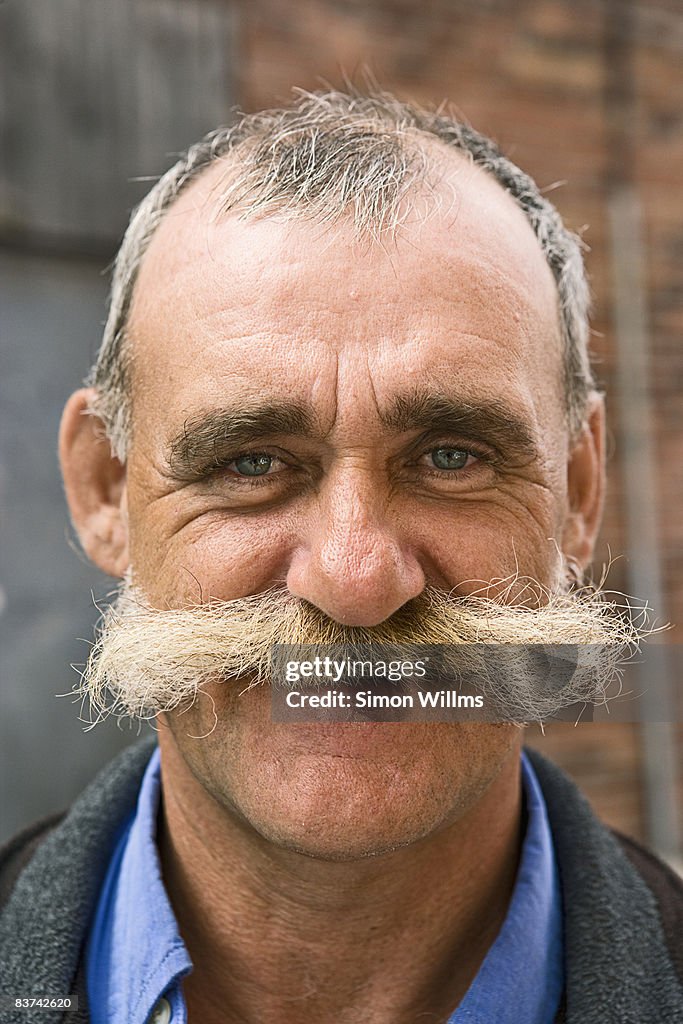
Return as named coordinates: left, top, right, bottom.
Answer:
left=88, top=88, right=595, bottom=459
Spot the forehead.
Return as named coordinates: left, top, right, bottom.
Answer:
left=127, top=148, right=563, bottom=440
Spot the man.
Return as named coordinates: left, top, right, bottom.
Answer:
left=0, top=89, right=681, bottom=1024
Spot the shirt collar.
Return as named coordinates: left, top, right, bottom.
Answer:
left=85, top=747, right=191, bottom=1024
left=448, top=751, right=564, bottom=1023
left=86, top=748, right=562, bottom=1024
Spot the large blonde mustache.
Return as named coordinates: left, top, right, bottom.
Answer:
left=79, top=573, right=648, bottom=722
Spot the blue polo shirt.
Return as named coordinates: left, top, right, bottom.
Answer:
left=85, top=748, right=564, bottom=1024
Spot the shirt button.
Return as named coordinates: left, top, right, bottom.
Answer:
left=149, top=997, right=172, bottom=1024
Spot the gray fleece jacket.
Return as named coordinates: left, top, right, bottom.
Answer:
left=0, top=739, right=681, bottom=1023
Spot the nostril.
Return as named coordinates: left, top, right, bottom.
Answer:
left=286, top=535, right=425, bottom=628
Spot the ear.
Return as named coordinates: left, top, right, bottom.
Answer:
left=59, top=387, right=129, bottom=577
left=562, top=391, right=606, bottom=571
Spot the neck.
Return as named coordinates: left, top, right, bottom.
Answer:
left=158, top=735, right=523, bottom=1024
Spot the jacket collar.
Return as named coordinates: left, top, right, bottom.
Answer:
left=526, top=748, right=683, bottom=1023
left=0, top=737, right=156, bottom=1023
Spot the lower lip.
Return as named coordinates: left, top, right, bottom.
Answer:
left=236, top=682, right=449, bottom=757
left=269, top=720, right=441, bottom=763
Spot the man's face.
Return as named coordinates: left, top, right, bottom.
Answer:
left=65, top=153, right=603, bottom=858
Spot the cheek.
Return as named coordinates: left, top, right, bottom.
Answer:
left=404, top=489, right=565, bottom=591
left=129, top=505, right=301, bottom=603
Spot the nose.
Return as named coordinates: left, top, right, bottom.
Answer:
left=286, top=468, right=425, bottom=626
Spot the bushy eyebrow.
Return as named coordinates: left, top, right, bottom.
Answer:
left=381, top=391, right=539, bottom=463
left=164, top=390, right=539, bottom=481
left=166, top=403, right=315, bottom=479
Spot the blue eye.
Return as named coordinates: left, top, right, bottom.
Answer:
left=232, top=453, right=274, bottom=476
left=429, top=447, right=470, bottom=470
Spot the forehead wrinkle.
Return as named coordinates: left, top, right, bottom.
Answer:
left=130, top=171, right=563, bottom=458
left=133, top=164, right=559, bottom=379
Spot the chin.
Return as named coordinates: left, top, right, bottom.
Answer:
left=231, top=753, right=470, bottom=861
left=162, top=685, right=521, bottom=860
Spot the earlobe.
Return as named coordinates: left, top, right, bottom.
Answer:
left=59, top=387, right=129, bottom=578
left=562, top=392, right=606, bottom=571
